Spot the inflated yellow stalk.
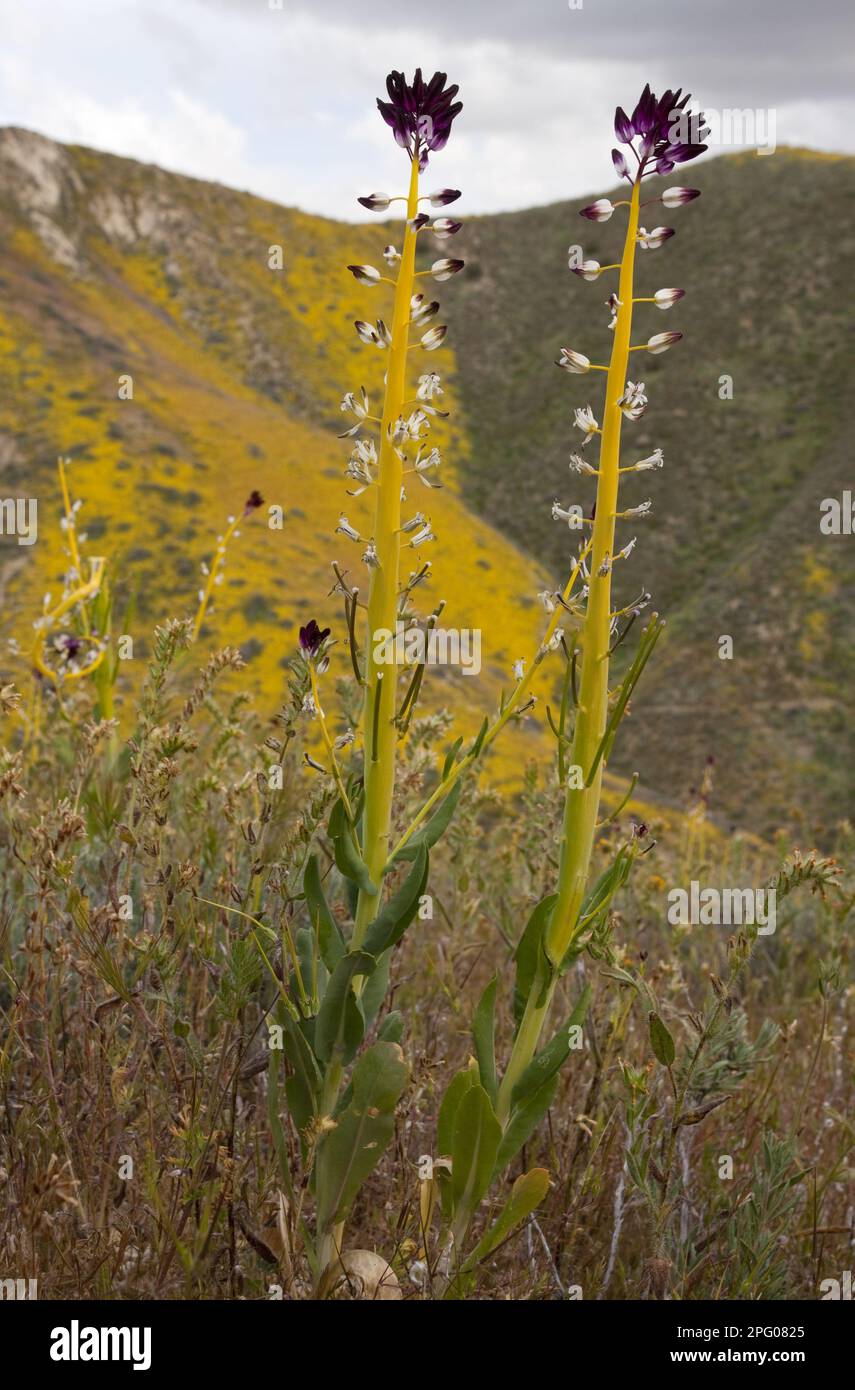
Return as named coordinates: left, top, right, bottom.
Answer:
left=298, top=69, right=462, bottom=1286
left=339, top=70, right=463, bottom=951
left=497, top=84, right=707, bottom=1121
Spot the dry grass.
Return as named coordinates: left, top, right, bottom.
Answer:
left=1, top=631, right=851, bottom=1300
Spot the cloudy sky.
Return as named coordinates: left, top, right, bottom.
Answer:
left=0, top=0, right=852, bottom=218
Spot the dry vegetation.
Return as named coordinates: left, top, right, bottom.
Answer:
left=1, top=632, right=851, bottom=1299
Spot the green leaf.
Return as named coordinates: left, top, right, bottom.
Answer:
left=450, top=1083, right=502, bottom=1223
left=437, top=1065, right=478, bottom=1158
left=648, top=1012, right=675, bottom=1067
left=472, top=976, right=498, bottom=1105
left=510, top=985, right=591, bottom=1108
left=469, top=716, right=489, bottom=758
left=465, top=1168, right=550, bottom=1268
left=359, top=948, right=391, bottom=1032
left=495, top=1074, right=558, bottom=1174
left=329, top=798, right=377, bottom=896
left=313, top=950, right=374, bottom=1064
left=377, top=1010, right=404, bottom=1045
left=442, top=737, right=463, bottom=780
left=513, top=894, right=556, bottom=1026
left=303, top=855, right=346, bottom=971
left=391, top=781, right=463, bottom=865
left=362, top=845, right=429, bottom=957
left=314, top=1042, right=409, bottom=1233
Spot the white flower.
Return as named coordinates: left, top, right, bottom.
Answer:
left=401, top=511, right=427, bottom=533
left=420, top=325, right=447, bottom=350
left=363, top=541, right=380, bottom=568
left=622, top=500, right=652, bottom=518
left=512, top=659, right=526, bottom=681
left=334, top=728, right=355, bottom=749
left=417, top=372, right=443, bottom=401
left=408, top=522, right=435, bottom=548
left=616, top=537, right=637, bottom=560
left=637, top=226, right=675, bottom=251
left=552, top=501, right=582, bottom=528
left=617, top=381, right=648, bottom=420
left=569, top=453, right=597, bottom=475
left=335, top=514, right=361, bottom=542
left=557, top=348, right=591, bottom=374
left=302, top=692, right=317, bottom=716
left=538, top=590, right=556, bottom=612
left=633, top=449, right=664, bottom=470
left=573, top=406, right=599, bottom=444
left=410, top=293, right=439, bottom=326
left=383, top=245, right=400, bottom=264
left=542, top=628, right=564, bottom=653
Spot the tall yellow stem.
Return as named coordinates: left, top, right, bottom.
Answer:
left=497, top=179, right=641, bottom=1121
left=351, top=156, right=421, bottom=948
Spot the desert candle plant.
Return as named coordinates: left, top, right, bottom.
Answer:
left=428, top=87, right=708, bottom=1286
left=499, top=86, right=707, bottom=1107
left=343, top=69, right=463, bottom=953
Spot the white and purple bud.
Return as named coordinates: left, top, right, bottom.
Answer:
left=644, top=331, right=683, bottom=354
left=383, top=244, right=400, bottom=264
left=661, top=186, right=701, bottom=208
left=432, top=218, right=462, bottom=239
left=357, top=192, right=392, bottom=212
left=579, top=198, right=615, bottom=223
left=347, top=264, right=381, bottom=286
left=420, top=325, right=447, bottom=351
left=410, top=293, right=439, bottom=325
left=653, top=287, right=685, bottom=309
left=557, top=348, right=591, bottom=374
left=637, top=226, right=675, bottom=250
left=427, top=188, right=462, bottom=207
left=571, top=259, right=602, bottom=281
left=429, top=258, right=464, bottom=281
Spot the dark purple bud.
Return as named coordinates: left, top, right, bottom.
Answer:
left=244, top=490, right=264, bottom=515
left=299, top=620, right=331, bottom=660
left=612, top=148, right=630, bottom=180
left=357, top=192, right=392, bottom=212
left=377, top=69, right=462, bottom=165
left=428, top=188, right=462, bottom=207
left=614, top=105, right=634, bottom=143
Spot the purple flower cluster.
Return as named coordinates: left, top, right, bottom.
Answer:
left=377, top=69, right=462, bottom=167
left=612, top=84, right=708, bottom=182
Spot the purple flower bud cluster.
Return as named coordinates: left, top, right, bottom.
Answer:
left=612, top=84, right=708, bottom=182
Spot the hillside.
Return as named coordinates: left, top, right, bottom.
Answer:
left=0, top=130, right=851, bottom=835
left=0, top=127, right=555, bottom=785
left=449, top=149, right=855, bottom=838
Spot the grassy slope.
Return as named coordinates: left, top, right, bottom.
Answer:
left=0, top=129, right=561, bottom=786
